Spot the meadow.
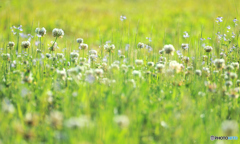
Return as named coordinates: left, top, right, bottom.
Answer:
left=0, top=0, right=240, bottom=143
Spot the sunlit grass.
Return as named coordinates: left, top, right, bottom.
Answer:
left=0, top=0, right=240, bottom=144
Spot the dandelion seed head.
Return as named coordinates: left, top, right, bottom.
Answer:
left=2, top=98, right=15, bottom=113
left=163, top=44, right=175, bottom=55
left=222, top=120, right=238, bottom=136
left=214, top=59, right=225, bottom=69
left=113, top=115, right=130, bottom=128
left=159, top=49, right=164, bottom=54
left=70, top=52, right=79, bottom=59
left=76, top=38, right=83, bottom=44
left=132, top=70, right=141, bottom=77
left=204, top=46, right=213, bottom=53
left=80, top=43, right=88, bottom=50
left=137, top=42, right=144, bottom=49
left=147, top=62, right=154, bottom=67
left=195, top=70, right=202, bottom=76
left=231, top=62, right=239, bottom=69
left=225, top=81, right=233, bottom=87
left=1, top=53, right=11, bottom=61
left=135, top=59, right=143, bottom=66
left=52, top=28, right=64, bottom=38
left=89, top=50, right=97, bottom=55
left=65, top=116, right=91, bottom=129
left=104, top=44, right=115, bottom=53
left=8, top=42, right=15, bottom=49
left=21, top=41, right=31, bottom=49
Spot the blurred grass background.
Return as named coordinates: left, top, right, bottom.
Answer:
left=0, top=0, right=240, bottom=143
left=0, top=0, right=239, bottom=47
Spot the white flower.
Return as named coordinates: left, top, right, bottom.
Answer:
left=135, top=59, right=143, bottom=65
left=104, top=44, right=115, bottom=52
left=202, top=67, right=210, bottom=77
left=76, top=38, right=83, bottom=44
left=163, top=44, right=175, bottom=55
left=121, top=64, right=128, bottom=71
left=214, top=59, right=225, bottom=69
left=52, top=28, right=64, bottom=38
left=195, top=70, right=202, bottom=76
left=225, top=81, right=233, bottom=87
left=80, top=43, right=88, bottom=50
left=113, top=115, right=130, bottom=128
left=156, top=63, right=165, bottom=71
left=49, top=111, right=63, bottom=128
left=2, top=99, right=15, bottom=113
left=204, top=46, right=213, bottom=52
left=35, top=28, right=40, bottom=34
left=147, top=62, right=154, bottom=67
left=161, top=121, right=168, bottom=128
left=169, top=61, right=183, bottom=73
left=127, top=79, right=136, bottom=87
left=110, top=64, right=119, bottom=70
left=21, top=41, right=31, bottom=49
left=36, top=27, right=46, bottom=37
left=222, top=120, right=238, bottom=136
left=119, top=55, right=125, bottom=59
left=56, top=53, right=64, bottom=59
left=56, top=69, right=67, bottom=80
left=36, top=49, right=42, bottom=53
left=89, top=50, right=97, bottom=55
left=202, top=55, right=208, bottom=61
left=159, top=57, right=166, bottom=62
left=137, top=42, right=144, bottom=49
left=1, top=53, right=10, bottom=61
left=229, top=72, right=237, bottom=79
left=237, top=80, right=240, bottom=86
left=225, top=65, right=234, bottom=71
left=67, top=67, right=81, bottom=76
left=95, top=69, right=104, bottom=76
left=181, top=43, right=188, bottom=50
left=39, top=27, right=47, bottom=36
left=8, top=41, right=15, bottom=49
left=183, top=56, right=189, bottom=63
left=159, top=49, right=164, bottom=54
left=79, top=57, right=86, bottom=62
left=132, top=70, right=141, bottom=77
left=46, top=53, right=51, bottom=58
left=85, top=73, right=95, bottom=83
left=183, top=31, right=189, bottom=38
left=231, top=62, right=239, bottom=69
left=65, top=116, right=90, bottom=129
left=70, top=52, right=79, bottom=59
left=89, top=54, right=97, bottom=61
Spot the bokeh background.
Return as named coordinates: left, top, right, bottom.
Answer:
left=0, top=0, right=240, bottom=144
left=0, top=0, right=239, bottom=48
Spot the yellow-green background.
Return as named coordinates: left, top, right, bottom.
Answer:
left=0, top=0, right=240, bottom=144
left=0, top=0, right=239, bottom=47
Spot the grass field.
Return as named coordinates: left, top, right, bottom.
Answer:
left=0, top=0, right=240, bottom=143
